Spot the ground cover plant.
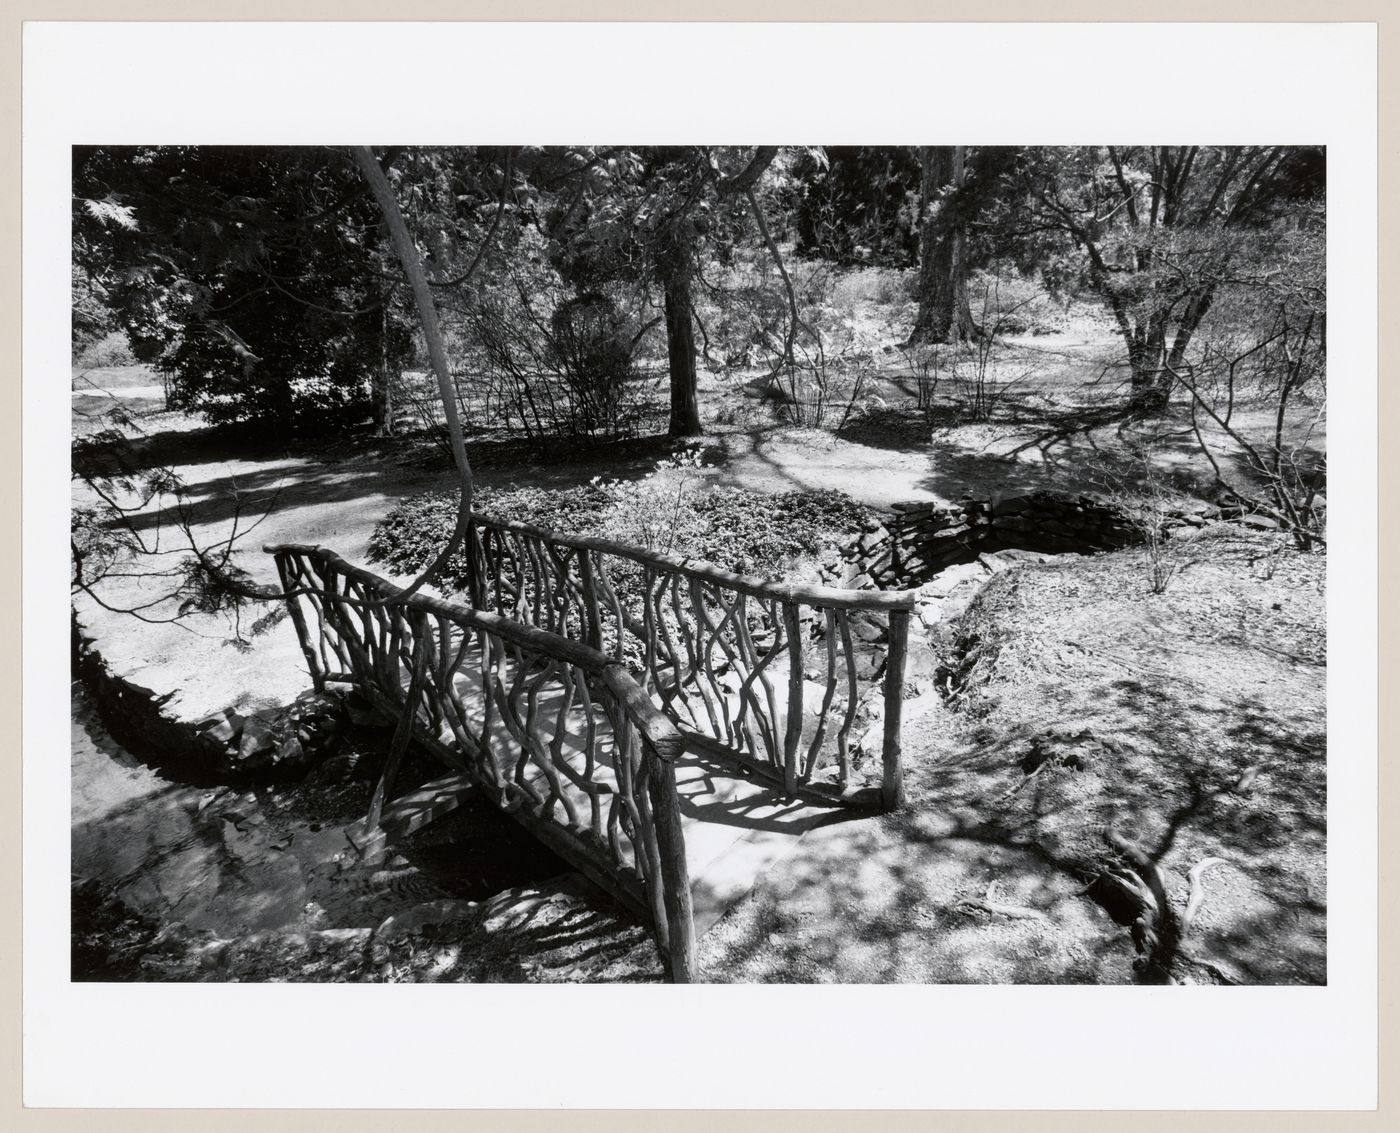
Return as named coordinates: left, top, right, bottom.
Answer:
left=369, top=468, right=877, bottom=588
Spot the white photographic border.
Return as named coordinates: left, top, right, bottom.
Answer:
left=23, top=19, right=1379, bottom=1110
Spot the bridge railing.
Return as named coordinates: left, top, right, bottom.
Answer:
left=266, top=542, right=697, bottom=982
left=461, top=514, right=915, bottom=810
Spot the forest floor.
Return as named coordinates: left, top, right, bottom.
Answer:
left=68, top=338, right=1328, bottom=984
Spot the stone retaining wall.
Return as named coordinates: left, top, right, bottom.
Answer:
left=819, top=490, right=1234, bottom=592
left=73, top=612, right=347, bottom=784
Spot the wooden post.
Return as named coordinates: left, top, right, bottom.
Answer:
left=276, top=553, right=324, bottom=692
left=367, top=613, right=433, bottom=832
left=579, top=550, right=605, bottom=651
left=782, top=604, right=804, bottom=798
left=645, top=742, right=697, bottom=983
left=881, top=609, right=910, bottom=812
left=463, top=517, right=485, bottom=609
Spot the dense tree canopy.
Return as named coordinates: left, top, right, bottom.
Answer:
left=73, top=146, right=421, bottom=434
left=74, top=143, right=1325, bottom=443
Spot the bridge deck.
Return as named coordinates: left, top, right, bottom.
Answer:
left=398, top=637, right=849, bottom=938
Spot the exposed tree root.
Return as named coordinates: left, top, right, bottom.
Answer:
left=954, top=881, right=1049, bottom=922
left=1094, top=826, right=1235, bottom=985
left=1181, top=856, right=1228, bottom=936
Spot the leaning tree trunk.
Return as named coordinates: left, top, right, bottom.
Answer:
left=1129, top=288, right=1215, bottom=417
left=662, top=243, right=701, bottom=437
left=1164, top=287, right=1216, bottom=376
left=1128, top=316, right=1174, bottom=415
left=353, top=146, right=473, bottom=601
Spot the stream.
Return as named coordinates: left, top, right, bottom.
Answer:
left=70, top=682, right=576, bottom=981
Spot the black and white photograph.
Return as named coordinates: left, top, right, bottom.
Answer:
left=22, top=16, right=1380, bottom=1114
left=68, top=140, right=1329, bottom=987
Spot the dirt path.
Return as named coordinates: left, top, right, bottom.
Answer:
left=698, top=689, right=1138, bottom=983
left=73, top=431, right=459, bottom=718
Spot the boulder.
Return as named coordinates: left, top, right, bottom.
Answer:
left=855, top=648, right=887, bottom=682
left=273, top=735, right=306, bottom=771
left=920, top=561, right=989, bottom=598
left=991, top=548, right=1050, bottom=565
left=918, top=602, right=944, bottom=629
left=238, top=716, right=278, bottom=764
left=930, top=523, right=971, bottom=540
left=197, top=709, right=245, bottom=748
left=848, top=616, right=887, bottom=644
left=992, top=495, right=1032, bottom=516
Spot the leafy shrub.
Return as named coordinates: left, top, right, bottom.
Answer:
left=825, top=264, right=916, bottom=311
left=368, top=472, right=876, bottom=597
left=366, top=484, right=613, bottom=589
left=74, top=330, right=137, bottom=370
left=691, top=487, right=876, bottom=576
left=966, top=268, right=1065, bottom=337
left=366, top=492, right=464, bottom=582
left=591, top=447, right=711, bottom=557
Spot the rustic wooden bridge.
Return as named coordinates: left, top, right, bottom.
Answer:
left=267, top=514, right=915, bottom=981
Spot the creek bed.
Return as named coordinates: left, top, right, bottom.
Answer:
left=70, top=682, right=574, bottom=981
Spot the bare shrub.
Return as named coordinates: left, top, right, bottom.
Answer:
left=945, top=274, right=1043, bottom=422
left=465, top=275, right=643, bottom=439
left=904, top=344, right=942, bottom=421
left=590, top=446, right=710, bottom=556
left=1091, top=443, right=1200, bottom=595
left=1170, top=304, right=1326, bottom=551
left=765, top=258, right=884, bottom=429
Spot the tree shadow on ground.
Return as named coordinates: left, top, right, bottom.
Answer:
left=466, top=430, right=709, bottom=488
left=116, top=460, right=437, bottom=539
left=834, top=405, right=933, bottom=452
left=87, top=424, right=724, bottom=546
left=926, top=651, right=1325, bottom=984
left=908, top=404, right=1240, bottom=504
left=699, top=589, right=1326, bottom=984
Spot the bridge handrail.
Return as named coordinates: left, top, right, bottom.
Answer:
left=264, top=541, right=696, bottom=981
left=266, top=541, right=683, bottom=756
left=462, top=512, right=912, bottom=810
left=467, top=514, right=918, bottom=612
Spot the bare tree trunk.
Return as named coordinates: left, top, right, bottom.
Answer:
left=909, top=146, right=972, bottom=347
left=663, top=246, right=701, bottom=437
left=1129, top=316, right=1177, bottom=414
left=1166, top=288, right=1216, bottom=373
left=372, top=298, right=394, bottom=437
left=949, top=146, right=975, bottom=340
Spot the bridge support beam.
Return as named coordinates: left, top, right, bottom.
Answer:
left=880, top=610, right=910, bottom=812
left=647, top=750, right=697, bottom=983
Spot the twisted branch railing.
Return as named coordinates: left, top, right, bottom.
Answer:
left=461, top=514, right=915, bottom=810
left=266, top=543, right=696, bottom=982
